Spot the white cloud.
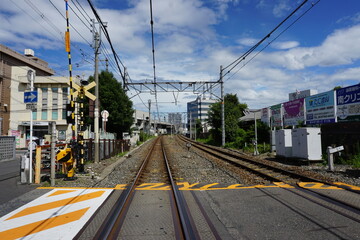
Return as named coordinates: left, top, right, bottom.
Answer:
left=272, top=41, right=299, bottom=50
left=272, top=0, right=291, bottom=18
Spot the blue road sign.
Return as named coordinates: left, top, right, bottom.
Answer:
left=24, top=91, right=38, bottom=103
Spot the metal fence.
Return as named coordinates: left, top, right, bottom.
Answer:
left=0, top=136, right=16, bottom=161
left=84, top=139, right=131, bottom=162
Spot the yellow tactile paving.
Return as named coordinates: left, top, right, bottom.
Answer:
left=0, top=188, right=113, bottom=240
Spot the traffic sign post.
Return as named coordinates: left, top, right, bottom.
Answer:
left=24, top=91, right=38, bottom=103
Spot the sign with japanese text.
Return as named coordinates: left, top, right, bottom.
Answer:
left=283, top=98, right=305, bottom=126
left=337, top=84, right=360, bottom=122
left=261, top=107, right=270, bottom=125
left=306, top=90, right=336, bottom=125
left=270, top=104, right=283, bottom=127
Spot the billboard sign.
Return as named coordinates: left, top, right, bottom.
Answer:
left=283, top=98, right=305, bottom=126
left=270, top=104, right=282, bottom=127
left=305, top=90, right=336, bottom=125
left=337, top=84, right=360, bottom=122
left=261, top=107, right=270, bottom=125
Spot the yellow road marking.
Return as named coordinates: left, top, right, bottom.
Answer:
left=37, top=182, right=358, bottom=191
left=297, top=182, right=343, bottom=190
left=47, top=190, right=76, bottom=197
left=333, top=182, right=360, bottom=190
left=114, top=184, right=127, bottom=190
left=6, top=191, right=105, bottom=220
left=137, top=183, right=171, bottom=190
left=0, top=208, right=89, bottom=240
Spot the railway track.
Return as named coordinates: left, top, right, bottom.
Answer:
left=88, top=136, right=219, bottom=240
left=177, top=135, right=360, bottom=216
left=177, top=135, right=322, bottom=184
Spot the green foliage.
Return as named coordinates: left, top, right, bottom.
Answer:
left=207, top=93, right=248, bottom=144
left=139, top=131, right=151, bottom=142
left=87, top=71, right=134, bottom=139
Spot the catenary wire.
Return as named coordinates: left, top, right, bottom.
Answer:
left=224, top=0, right=321, bottom=83
left=222, top=0, right=309, bottom=78
left=70, top=0, right=92, bottom=26
left=149, top=0, right=160, bottom=121
left=86, top=0, right=125, bottom=83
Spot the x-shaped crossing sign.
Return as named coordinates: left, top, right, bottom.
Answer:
left=69, top=82, right=96, bottom=101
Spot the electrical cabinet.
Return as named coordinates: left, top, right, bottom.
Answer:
left=275, top=129, right=292, bottom=157
left=292, top=128, right=322, bottom=160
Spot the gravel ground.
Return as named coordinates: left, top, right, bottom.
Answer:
left=235, top=151, right=360, bottom=187
left=49, top=136, right=360, bottom=188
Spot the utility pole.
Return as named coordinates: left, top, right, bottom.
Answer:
left=189, top=113, right=192, bottom=139
left=92, top=19, right=100, bottom=163
left=254, top=112, right=259, bottom=155
left=148, top=99, right=151, bottom=135
left=220, top=65, right=225, bottom=147
left=27, top=70, right=35, bottom=183
left=50, top=121, right=56, bottom=186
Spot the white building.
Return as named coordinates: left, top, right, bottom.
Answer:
left=187, top=96, right=216, bottom=136
left=9, top=66, right=70, bottom=148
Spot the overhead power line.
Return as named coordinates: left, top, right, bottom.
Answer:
left=86, top=0, right=125, bottom=83
left=222, top=0, right=309, bottom=79
left=224, top=0, right=321, bottom=83
left=149, top=0, right=160, bottom=121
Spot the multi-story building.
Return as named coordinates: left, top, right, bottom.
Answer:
left=187, top=96, right=216, bottom=136
left=0, top=44, right=54, bottom=136
left=0, top=44, right=71, bottom=148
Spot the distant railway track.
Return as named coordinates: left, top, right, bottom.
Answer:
left=177, top=135, right=360, bottom=216
left=90, top=136, right=219, bottom=240
left=177, top=135, right=322, bottom=184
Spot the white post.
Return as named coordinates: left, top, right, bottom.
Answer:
left=27, top=70, right=35, bottom=183
left=327, top=147, right=334, bottom=172
left=50, top=121, right=56, bottom=186
left=254, top=112, right=259, bottom=155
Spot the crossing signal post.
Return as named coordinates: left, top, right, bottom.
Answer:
left=67, top=80, right=96, bottom=174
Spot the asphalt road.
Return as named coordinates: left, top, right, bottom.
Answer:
left=0, top=154, right=36, bottom=205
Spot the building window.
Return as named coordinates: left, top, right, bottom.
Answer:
left=62, top=87, right=68, bottom=120
left=52, top=88, right=58, bottom=120
left=41, top=110, right=47, bottom=120
left=41, top=88, right=48, bottom=120
left=52, top=110, right=58, bottom=120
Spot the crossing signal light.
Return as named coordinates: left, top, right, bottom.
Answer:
left=66, top=103, right=75, bottom=124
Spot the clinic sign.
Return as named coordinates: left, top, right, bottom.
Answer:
left=337, top=84, right=360, bottom=122
left=306, top=90, right=336, bottom=125
left=283, top=98, right=305, bottom=126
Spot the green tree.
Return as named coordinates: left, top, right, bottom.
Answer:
left=87, top=71, right=134, bottom=139
left=207, top=94, right=247, bottom=145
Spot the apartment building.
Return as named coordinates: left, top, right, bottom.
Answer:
left=0, top=44, right=71, bottom=148
left=187, top=96, right=216, bottom=136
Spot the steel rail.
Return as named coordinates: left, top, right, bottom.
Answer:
left=93, top=136, right=201, bottom=240
left=161, top=137, right=200, bottom=240
left=92, top=138, right=160, bottom=239
left=179, top=135, right=360, bottom=194
left=178, top=135, right=360, bottom=214
left=178, top=135, right=318, bottom=183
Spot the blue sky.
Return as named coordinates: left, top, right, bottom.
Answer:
left=1, top=0, right=360, bottom=115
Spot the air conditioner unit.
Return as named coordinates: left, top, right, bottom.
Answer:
left=24, top=49, right=35, bottom=57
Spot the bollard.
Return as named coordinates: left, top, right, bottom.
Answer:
left=327, top=145, right=344, bottom=172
